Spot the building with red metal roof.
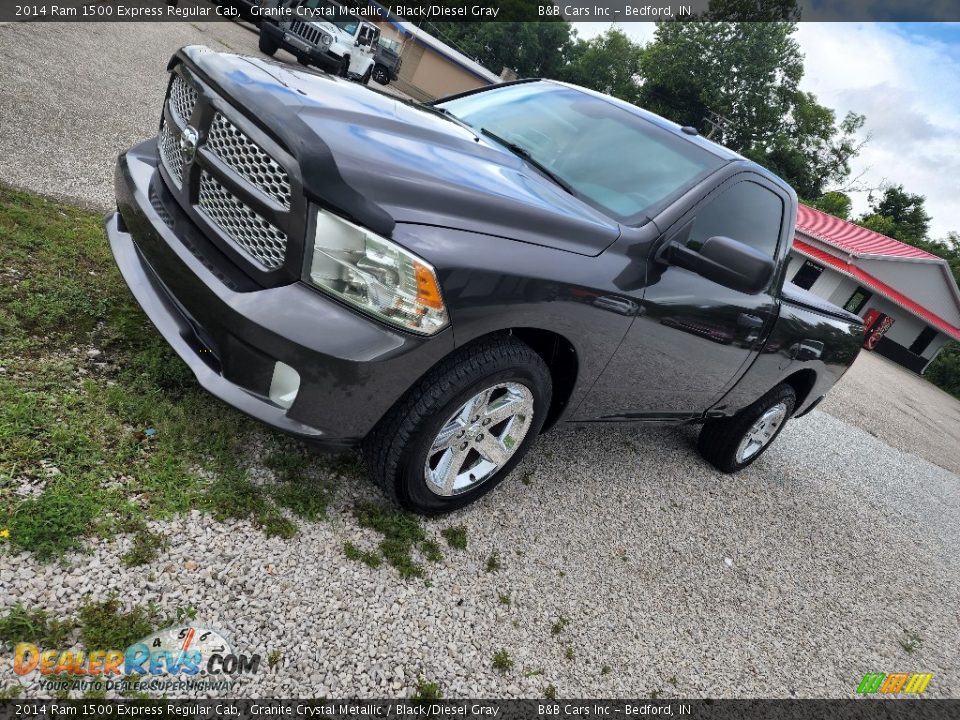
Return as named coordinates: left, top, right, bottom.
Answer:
left=787, top=204, right=960, bottom=373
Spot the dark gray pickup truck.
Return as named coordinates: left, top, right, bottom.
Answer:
left=107, top=47, right=863, bottom=512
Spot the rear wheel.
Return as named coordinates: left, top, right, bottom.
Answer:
left=258, top=33, right=279, bottom=57
left=697, top=384, right=796, bottom=473
left=372, top=64, right=389, bottom=85
left=363, top=337, right=551, bottom=514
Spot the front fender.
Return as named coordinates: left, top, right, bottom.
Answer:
left=391, top=223, right=643, bottom=423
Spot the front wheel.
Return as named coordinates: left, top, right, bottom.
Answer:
left=360, top=66, right=373, bottom=85
left=697, top=384, right=796, bottom=473
left=337, top=55, right=350, bottom=78
left=363, top=337, right=552, bottom=514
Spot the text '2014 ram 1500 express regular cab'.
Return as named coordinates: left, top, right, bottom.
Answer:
left=107, top=47, right=864, bottom=513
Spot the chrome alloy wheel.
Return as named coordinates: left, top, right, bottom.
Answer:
left=424, top=382, right=535, bottom=496
left=735, top=402, right=788, bottom=463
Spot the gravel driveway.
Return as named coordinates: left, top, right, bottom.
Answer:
left=1, top=21, right=959, bottom=700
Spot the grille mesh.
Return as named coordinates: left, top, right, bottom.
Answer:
left=158, top=120, right=184, bottom=187
left=206, top=113, right=291, bottom=208
left=169, top=74, right=198, bottom=127
left=289, top=21, right=328, bottom=47
left=197, top=172, right=287, bottom=269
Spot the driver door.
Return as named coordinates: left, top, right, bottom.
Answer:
left=578, top=174, right=789, bottom=420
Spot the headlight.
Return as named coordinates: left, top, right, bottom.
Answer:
left=306, top=209, right=448, bottom=335
left=320, top=34, right=332, bottom=46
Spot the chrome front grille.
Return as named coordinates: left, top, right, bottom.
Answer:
left=158, top=119, right=184, bottom=187
left=169, top=74, right=199, bottom=126
left=206, top=113, right=291, bottom=208
left=197, top=172, right=287, bottom=270
left=289, top=21, right=325, bottom=46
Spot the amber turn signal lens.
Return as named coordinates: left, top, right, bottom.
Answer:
left=414, top=261, right=445, bottom=311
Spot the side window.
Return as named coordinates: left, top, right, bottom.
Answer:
left=689, top=180, right=784, bottom=259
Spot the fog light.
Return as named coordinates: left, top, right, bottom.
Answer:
left=269, top=362, right=300, bottom=409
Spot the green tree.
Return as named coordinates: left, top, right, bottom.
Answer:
left=857, top=185, right=931, bottom=245
left=804, top=191, right=852, bottom=220
left=926, top=342, right=960, bottom=399
left=427, top=21, right=574, bottom=79
left=559, top=30, right=645, bottom=103
left=638, top=21, right=865, bottom=198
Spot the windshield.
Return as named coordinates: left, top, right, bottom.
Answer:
left=333, top=19, right=359, bottom=34
left=436, top=83, right=726, bottom=223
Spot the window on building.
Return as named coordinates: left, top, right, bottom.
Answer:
left=909, top=326, right=937, bottom=355
left=791, top=260, right=824, bottom=290
left=843, top=286, right=873, bottom=314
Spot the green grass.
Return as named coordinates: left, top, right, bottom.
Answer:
left=411, top=678, right=443, bottom=701
left=899, top=629, right=924, bottom=655
left=498, top=593, right=511, bottom=606
left=0, top=604, right=75, bottom=647
left=544, top=684, right=557, bottom=700
left=491, top=649, right=514, bottom=672
left=77, top=598, right=163, bottom=650
left=352, top=502, right=442, bottom=578
left=440, top=524, right=468, bottom=550
left=121, top=526, right=169, bottom=567
left=343, top=541, right=382, bottom=569
left=485, top=551, right=502, bottom=573
left=0, top=184, right=348, bottom=559
left=551, top=615, right=569, bottom=636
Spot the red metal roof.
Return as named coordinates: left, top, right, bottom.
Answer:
left=792, top=239, right=960, bottom=341
left=796, top=204, right=938, bottom=260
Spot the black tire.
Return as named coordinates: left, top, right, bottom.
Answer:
left=372, top=64, right=389, bottom=85
left=697, top=384, right=796, bottom=473
left=360, top=66, right=373, bottom=85
left=363, top=336, right=552, bottom=514
left=258, top=33, right=278, bottom=57
left=296, top=56, right=310, bottom=66
left=338, top=55, right=350, bottom=77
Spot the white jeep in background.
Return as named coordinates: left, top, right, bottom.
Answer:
left=259, top=0, right=380, bottom=83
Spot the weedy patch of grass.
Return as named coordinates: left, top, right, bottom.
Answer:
left=77, top=598, right=164, bottom=650
left=411, top=679, right=443, bottom=701
left=601, top=665, right=612, bottom=675
left=523, top=668, right=544, bottom=678
left=564, top=646, right=574, bottom=661
left=667, top=675, right=678, bottom=686
left=440, top=525, right=467, bottom=550
left=0, top=604, right=75, bottom=647
left=544, top=684, right=557, bottom=700
left=498, top=593, right=511, bottom=606
left=343, top=541, right=382, bottom=569
left=121, top=526, right=170, bottom=567
left=520, top=471, right=533, bottom=486
left=492, top=649, right=514, bottom=672
left=353, top=502, right=441, bottom=578
left=551, top=616, right=569, bottom=636
left=485, top=551, right=502, bottom=573
left=899, top=629, right=924, bottom=655
left=267, top=649, right=283, bottom=670
left=0, top=685, right=25, bottom=699
left=0, top=185, right=342, bottom=559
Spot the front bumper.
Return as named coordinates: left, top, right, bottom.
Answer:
left=108, top=140, right=453, bottom=448
left=262, top=23, right=341, bottom=72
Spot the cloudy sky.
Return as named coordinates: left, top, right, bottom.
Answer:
left=575, top=22, right=960, bottom=238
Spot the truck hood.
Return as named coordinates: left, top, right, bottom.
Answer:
left=174, top=47, right=621, bottom=256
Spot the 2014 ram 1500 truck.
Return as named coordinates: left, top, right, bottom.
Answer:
left=107, top=47, right=864, bottom=513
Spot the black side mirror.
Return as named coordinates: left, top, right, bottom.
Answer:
left=663, top=235, right=775, bottom=294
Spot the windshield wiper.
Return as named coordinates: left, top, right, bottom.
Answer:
left=479, top=128, right=575, bottom=196
left=414, top=103, right=478, bottom=137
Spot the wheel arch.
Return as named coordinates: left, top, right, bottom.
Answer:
left=780, top=368, right=818, bottom=414
left=499, top=327, right=579, bottom=432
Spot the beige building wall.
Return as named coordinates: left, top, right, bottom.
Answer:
left=374, top=22, right=493, bottom=101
